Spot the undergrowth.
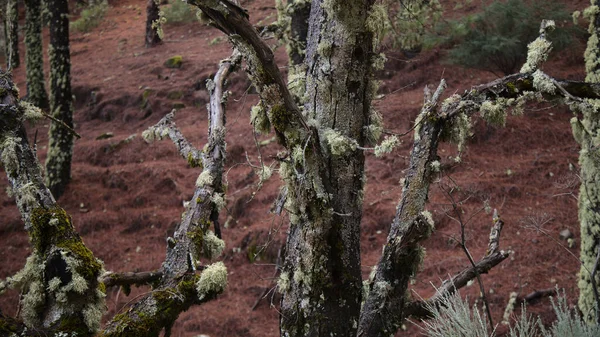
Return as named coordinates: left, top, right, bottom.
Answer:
left=70, top=1, right=109, bottom=33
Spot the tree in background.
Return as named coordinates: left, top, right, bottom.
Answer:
left=575, top=0, right=600, bottom=325
left=6, top=0, right=19, bottom=69
left=45, top=0, right=74, bottom=199
left=145, top=0, right=162, bottom=47
left=24, top=0, right=49, bottom=110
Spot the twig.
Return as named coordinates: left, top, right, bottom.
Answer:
left=404, top=211, right=509, bottom=320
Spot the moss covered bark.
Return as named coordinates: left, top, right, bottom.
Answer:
left=0, top=70, right=105, bottom=335
left=145, top=0, right=161, bottom=47
left=45, top=0, right=74, bottom=199
left=6, top=0, right=20, bottom=69
left=577, top=1, right=600, bottom=322
left=24, top=0, right=49, bottom=110
left=278, top=0, right=376, bottom=335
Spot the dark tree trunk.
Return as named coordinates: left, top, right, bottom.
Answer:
left=24, top=0, right=49, bottom=110
left=6, top=0, right=19, bottom=69
left=145, top=0, right=161, bottom=47
left=45, top=0, right=74, bottom=199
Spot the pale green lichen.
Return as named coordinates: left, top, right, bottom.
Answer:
left=532, top=69, right=556, bottom=94
left=441, top=112, right=472, bottom=153
left=20, top=101, right=44, bottom=121
left=277, top=271, right=290, bottom=292
left=364, top=108, right=383, bottom=145
left=421, top=210, right=435, bottom=228
left=210, top=193, right=226, bottom=211
left=196, top=261, right=227, bottom=300
left=250, top=103, right=271, bottom=134
left=203, top=230, right=225, bottom=259
left=520, top=21, right=554, bottom=73
left=0, top=136, right=21, bottom=175
left=195, top=170, right=214, bottom=187
left=374, top=135, right=399, bottom=157
left=480, top=99, right=510, bottom=127
left=324, top=129, right=358, bottom=156
left=365, top=4, right=390, bottom=49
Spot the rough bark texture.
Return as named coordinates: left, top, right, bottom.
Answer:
left=358, top=82, right=444, bottom=337
left=145, top=0, right=162, bottom=47
left=577, top=0, right=600, bottom=324
left=101, top=51, right=240, bottom=336
left=0, top=71, right=105, bottom=336
left=24, top=0, right=50, bottom=110
left=277, top=1, right=376, bottom=336
left=45, top=0, right=74, bottom=199
left=6, top=0, right=19, bottom=69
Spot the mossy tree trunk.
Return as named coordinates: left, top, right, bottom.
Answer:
left=45, top=0, right=74, bottom=199
left=6, top=0, right=19, bottom=69
left=278, top=0, right=377, bottom=335
left=577, top=0, right=600, bottom=324
left=145, top=0, right=161, bottom=47
left=0, top=71, right=105, bottom=336
left=24, top=0, right=49, bottom=110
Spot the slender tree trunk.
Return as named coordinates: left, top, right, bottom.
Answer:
left=24, top=0, right=49, bottom=110
left=45, top=0, right=74, bottom=199
left=577, top=0, right=600, bottom=324
left=145, top=0, right=161, bottom=47
left=278, top=0, right=376, bottom=335
left=6, top=0, right=19, bottom=69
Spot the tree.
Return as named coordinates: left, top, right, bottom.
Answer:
left=24, top=0, right=49, bottom=110
left=2, top=1, right=600, bottom=336
left=5, top=0, right=19, bottom=69
left=45, top=0, right=75, bottom=199
left=576, top=0, right=600, bottom=325
left=146, top=0, right=162, bottom=47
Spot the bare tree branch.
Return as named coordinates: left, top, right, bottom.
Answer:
left=404, top=212, right=509, bottom=320
left=101, top=271, right=163, bottom=288
left=188, top=0, right=308, bottom=145
left=101, top=49, right=241, bottom=336
left=0, top=71, right=105, bottom=334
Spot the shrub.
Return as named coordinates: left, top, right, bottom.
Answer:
left=70, top=1, right=109, bottom=33
left=162, top=0, right=197, bottom=24
left=428, top=0, right=580, bottom=76
left=419, top=290, right=600, bottom=337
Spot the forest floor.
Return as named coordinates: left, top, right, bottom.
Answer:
left=0, top=0, right=594, bottom=336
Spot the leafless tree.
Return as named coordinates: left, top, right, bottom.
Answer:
left=2, top=1, right=600, bottom=336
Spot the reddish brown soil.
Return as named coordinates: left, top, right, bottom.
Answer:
left=0, top=0, right=593, bottom=336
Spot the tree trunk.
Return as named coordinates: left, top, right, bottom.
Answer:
left=0, top=71, right=105, bottom=336
left=6, top=0, right=19, bottom=69
left=278, top=0, right=375, bottom=335
left=145, top=0, right=161, bottom=47
left=577, top=0, right=600, bottom=324
left=45, top=0, right=74, bottom=199
left=24, top=0, right=49, bottom=110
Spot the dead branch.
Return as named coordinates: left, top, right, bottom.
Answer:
left=0, top=71, right=105, bottom=333
left=404, top=212, right=509, bottom=320
left=142, top=111, right=203, bottom=168
left=101, top=271, right=163, bottom=288
left=187, top=0, right=308, bottom=143
left=101, top=49, right=241, bottom=336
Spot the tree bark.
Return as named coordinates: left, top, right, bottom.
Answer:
left=577, top=0, right=600, bottom=324
left=0, top=71, right=104, bottom=336
left=6, top=0, right=19, bottom=69
left=45, top=0, right=74, bottom=199
left=145, top=0, right=161, bottom=47
left=24, top=0, right=49, bottom=110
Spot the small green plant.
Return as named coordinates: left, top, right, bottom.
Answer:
left=162, top=0, right=197, bottom=24
left=427, top=0, right=580, bottom=75
left=70, top=1, right=109, bottom=33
